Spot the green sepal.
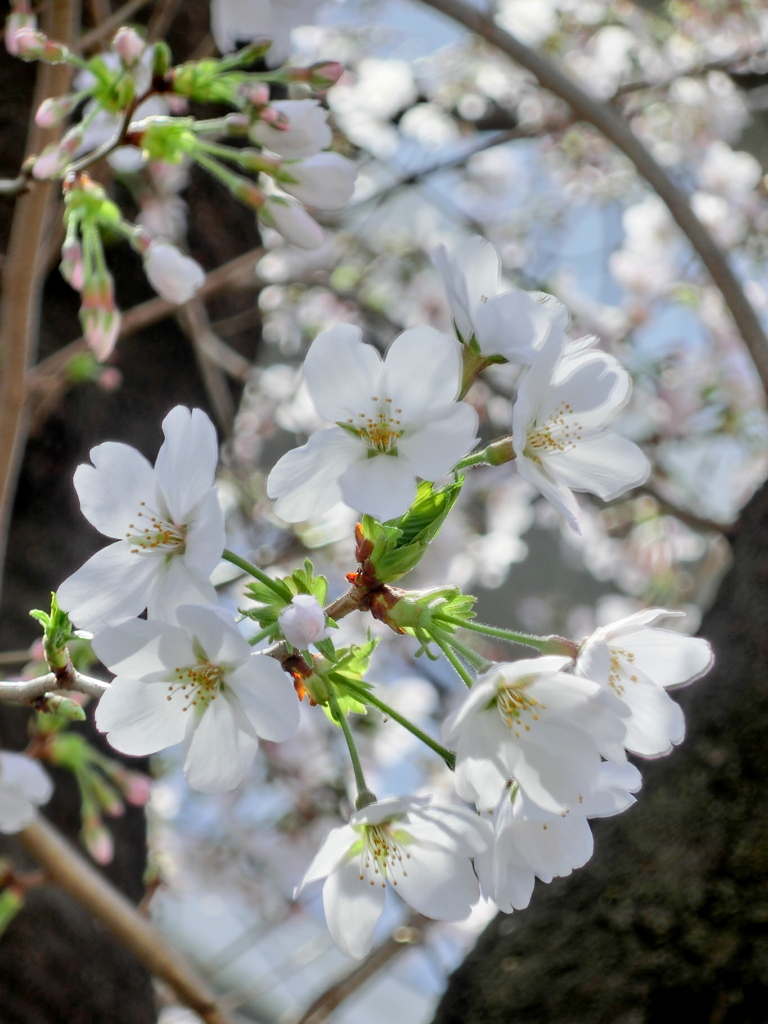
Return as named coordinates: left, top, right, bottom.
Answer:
left=137, top=117, right=198, bottom=163
left=242, top=559, right=330, bottom=633
left=30, top=594, right=75, bottom=671
left=361, top=478, right=464, bottom=583
left=0, top=887, right=24, bottom=939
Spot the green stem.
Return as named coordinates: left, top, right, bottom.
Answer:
left=328, top=686, right=374, bottom=807
left=222, top=549, right=287, bottom=599
left=438, top=614, right=573, bottom=655
left=247, top=625, right=274, bottom=646
left=343, top=681, right=456, bottom=770
left=437, top=630, right=493, bottom=673
left=429, top=629, right=476, bottom=689
left=193, top=150, right=243, bottom=190
left=453, top=449, right=490, bottom=471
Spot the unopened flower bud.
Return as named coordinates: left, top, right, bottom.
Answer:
left=286, top=61, right=344, bottom=90
left=81, top=816, right=113, bottom=864
left=5, top=2, right=36, bottom=56
left=35, top=92, right=79, bottom=129
left=60, top=240, right=84, bottom=290
left=13, top=26, right=46, bottom=58
left=111, top=26, right=145, bottom=66
left=240, top=82, right=270, bottom=108
left=143, top=239, right=205, bottom=305
left=279, top=594, right=331, bottom=649
left=260, top=195, right=325, bottom=249
left=32, top=126, right=81, bottom=179
left=122, top=771, right=151, bottom=807
left=79, top=277, right=121, bottom=361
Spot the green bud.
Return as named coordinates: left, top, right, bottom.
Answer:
left=38, top=694, right=86, bottom=721
left=0, top=888, right=24, bottom=939
left=30, top=593, right=75, bottom=671
left=152, top=40, right=171, bottom=77
left=133, top=116, right=197, bottom=163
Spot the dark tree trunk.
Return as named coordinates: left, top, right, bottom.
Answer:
left=433, top=481, right=768, bottom=1024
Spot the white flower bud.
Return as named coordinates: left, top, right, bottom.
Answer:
left=261, top=196, right=324, bottom=249
left=250, top=99, right=332, bottom=158
left=280, top=152, right=356, bottom=211
left=143, top=240, right=205, bottom=304
left=279, top=594, right=330, bottom=648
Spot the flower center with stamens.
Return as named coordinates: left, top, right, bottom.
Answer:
left=496, top=683, right=546, bottom=737
left=524, top=402, right=583, bottom=461
left=607, top=646, right=637, bottom=698
left=341, top=396, right=405, bottom=456
left=125, top=500, right=187, bottom=556
left=358, top=823, right=411, bottom=887
left=165, top=661, right=225, bottom=713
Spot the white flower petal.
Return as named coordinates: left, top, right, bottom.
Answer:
left=155, top=407, right=219, bottom=524
left=227, top=656, right=299, bottom=741
left=338, top=455, right=418, bottom=521
left=618, top=628, right=713, bottom=689
left=614, top=670, right=686, bottom=757
left=394, top=844, right=479, bottom=920
left=182, top=692, right=258, bottom=793
left=432, top=236, right=501, bottom=341
left=267, top=427, right=363, bottom=522
left=514, top=454, right=582, bottom=533
left=183, top=487, right=226, bottom=579
left=506, top=723, right=602, bottom=815
left=298, top=824, right=357, bottom=889
left=92, top=618, right=194, bottom=677
left=303, top=325, right=380, bottom=423
left=57, top=542, right=159, bottom=630
left=323, top=851, right=386, bottom=959
left=0, top=790, right=38, bottom=833
left=0, top=753, right=53, bottom=807
left=397, top=403, right=478, bottom=479
left=543, top=351, right=631, bottom=428
left=73, top=442, right=156, bottom=538
left=543, top=431, right=650, bottom=501
left=95, top=676, right=188, bottom=755
left=384, top=327, right=462, bottom=416
left=173, top=605, right=246, bottom=664
left=146, top=556, right=218, bottom=622
left=473, top=290, right=554, bottom=362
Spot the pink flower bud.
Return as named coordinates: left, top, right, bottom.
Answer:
left=123, top=772, right=151, bottom=807
left=13, top=26, right=46, bottom=58
left=82, top=820, right=113, bottom=864
left=97, top=366, right=122, bottom=392
left=279, top=594, right=331, bottom=648
left=5, top=4, right=36, bottom=56
left=241, top=83, right=270, bottom=108
left=35, top=92, right=79, bottom=129
left=32, top=141, right=70, bottom=179
left=79, top=278, right=121, bottom=361
left=60, top=240, right=84, bottom=291
left=111, top=26, right=145, bottom=66
left=308, top=61, right=344, bottom=89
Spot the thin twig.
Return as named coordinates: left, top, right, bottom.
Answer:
left=0, top=0, right=79, bottom=600
left=294, top=917, right=427, bottom=1024
left=418, top=0, right=768, bottom=395
left=0, top=670, right=108, bottom=705
left=612, top=42, right=768, bottom=99
left=176, top=299, right=237, bottom=434
left=20, top=817, right=236, bottom=1024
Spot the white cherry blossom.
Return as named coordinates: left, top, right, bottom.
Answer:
left=143, top=240, right=205, bottom=305
left=432, top=235, right=569, bottom=362
left=93, top=605, right=299, bottom=793
left=260, top=195, right=325, bottom=249
left=267, top=324, right=478, bottom=522
left=279, top=594, right=332, bottom=648
left=250, top=100, right=332, bottom=158
left=279, top=152, right=357, bottom=211
left=442, top=656, right=628, bottom=815
left=58, top=406, right=225, bottom=631
left=576, top=609, right=714, bottom=758
left=210, top=0, right=323, bottom=65
left=296, top=794, right=491, bottom=959
left=512, top=330, right=650, bottom=532
left=477, top=760, right=641, bottom=912
left=0, top=752, right=53, bottom=833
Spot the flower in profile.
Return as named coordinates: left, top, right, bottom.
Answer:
left=267, top=324, right=478, bottom=522
left=477, top=760, right=641, bottom=912
left=58, top=406, right=225, bottom=631
left=512, top=330, right=650, bottom=532
left=279, top=152, right=357, bottom=211
left=210, top=0, right=323, bottom=66
left=279, top=594, right=332, bottom=649
left=576, top=609, right=714, bottom=758
left=0, top=752, right=53, bottom=833
left=142, top=239, right=206, bottom=305
left=296, top=794, right=491, bottom=958
left=259, top=195, right=325, bottom=249
left=93, top=605, right=299, bottom=793
left=442, top=656, right=628, bottom=814
left=433, top=235, right=569, bottom=362
left=250, top=99, right=332, bottom=158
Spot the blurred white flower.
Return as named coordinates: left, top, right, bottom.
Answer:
left=0, top=753, right=53, bottom=833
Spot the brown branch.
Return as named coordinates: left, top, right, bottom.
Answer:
left=294, top=917, right=427, bottom=1024
left=0, top=0, right=79, bottom=599
left=175, top=299, right=243, bottom=435
left=20, top=817, right=236, bottom=1024
left=417, top=0, right=768, bottom=395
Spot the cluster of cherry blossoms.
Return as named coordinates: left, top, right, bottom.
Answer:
left=5, top=2, right=355, bottom=361
left=0, top=232, right=704, bottom=958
